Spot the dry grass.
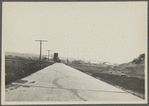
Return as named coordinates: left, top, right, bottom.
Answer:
left=65, top=63, right=145, bottom=99
left=5, top=58, right=53, bottom=85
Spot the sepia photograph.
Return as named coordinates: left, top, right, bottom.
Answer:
left=1, top=1, right=148, bottom=105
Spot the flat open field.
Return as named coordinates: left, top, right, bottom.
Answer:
left=65, top=63, right=145, bottom=99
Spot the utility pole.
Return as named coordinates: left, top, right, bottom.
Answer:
left=46, top=50, right=52, bottom=61
left=35, top=40, right=47, bottom=61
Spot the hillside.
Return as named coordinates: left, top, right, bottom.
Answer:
left=65, top=53, right=145, bottom=99
left=112, top=53, right=145, bottom=79
left=5, top=51, right=46, bottom=60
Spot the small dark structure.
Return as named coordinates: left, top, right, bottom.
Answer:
left=53, top=53, right=61, bottom=62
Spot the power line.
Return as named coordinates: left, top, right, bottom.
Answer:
left=46, top=50, right=52, bottom=61
left=35, top=40, right=47, bottom=60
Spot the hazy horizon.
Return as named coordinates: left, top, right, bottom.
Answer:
left=5, top=50, right=145, bottom=64
left=3, top=2, right=147, bottom=64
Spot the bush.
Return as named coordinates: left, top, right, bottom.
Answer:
left=5, top=59, right=53, bottom=85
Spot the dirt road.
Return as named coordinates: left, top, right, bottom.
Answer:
left=5, top=63, right=144, bottom=102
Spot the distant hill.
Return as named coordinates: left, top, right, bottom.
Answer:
left=113, top=53, right=145, bottom=79
left=59, top=56, right=118, bottom=65
left=5, top=51, right=46, bottom=59
left=118, top=53, right=145, bottom=68
left=59, top=56, right=77, bottom=62
left=132, top=53, right=145, bottom=64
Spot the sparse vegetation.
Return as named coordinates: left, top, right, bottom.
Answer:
left=5, top=56, right=53, bottom=85
left=71, top=60, right=85, bottom=64
left=65, top=53, right=145, bottom=99
left=5, top=52, right=145, bottom=99
left=132, top=54, right=145, bottom=64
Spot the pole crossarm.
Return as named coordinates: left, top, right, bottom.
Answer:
left=35, top=40, right=48, bottom=60
left=35, top=40, right=47, bottom=42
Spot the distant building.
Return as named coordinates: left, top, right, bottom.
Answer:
left=103, top=62, right=118, bottom=66
left=89, top=61, right=99, bottom=65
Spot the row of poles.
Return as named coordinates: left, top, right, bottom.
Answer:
left=35, top=40, right=52, bottom=61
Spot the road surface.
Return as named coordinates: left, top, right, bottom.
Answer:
left=5, top=63, right=143, bottom=101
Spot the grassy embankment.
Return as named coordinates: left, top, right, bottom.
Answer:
left=5, top=58, right=53, bottom=85
left=65, top=63, right=145, bottom=99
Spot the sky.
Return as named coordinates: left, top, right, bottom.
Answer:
left=2, top=2, right=147, bottom=64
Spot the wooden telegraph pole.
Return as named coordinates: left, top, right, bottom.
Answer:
left=35, top=40, right=47, bottom=61
left=46, top=50, right=52, bottom=61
